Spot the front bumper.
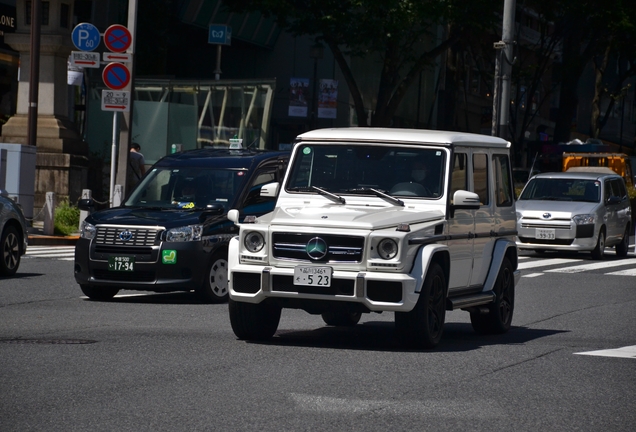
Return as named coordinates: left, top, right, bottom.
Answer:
left=516, top=222, right=598, bottom=252
left=74, top=237, right=209, bottom=292
left=229, top=262, right=421, bottom=312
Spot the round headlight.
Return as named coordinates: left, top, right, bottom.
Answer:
left=244, top=231, right=265, bottom=253
left=378, top=238, right=398, bottom=260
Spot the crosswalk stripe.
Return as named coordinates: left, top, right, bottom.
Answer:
left=545, top=258, right=636, bottom=274
left=26, top=252, right=75, bottom=258
left=605, top=268, right=636, bottom=276
left=517, top=258, right=581, bottom=270
left=575, top=345, right=636, bottom=359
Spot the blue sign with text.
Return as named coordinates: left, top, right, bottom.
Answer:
left=208, top=25, right=231, bottom=45
left=72, top=23, right=101, bottom=52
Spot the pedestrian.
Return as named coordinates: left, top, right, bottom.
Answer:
left=128, top=142, right=146, bottom=191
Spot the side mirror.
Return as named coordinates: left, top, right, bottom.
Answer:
left=606, top=196, right=622, bottom=205
left=227, top=209, right=240, bottom=224
left=450, top=190, right=480, bottom=217
left=260, top=182, right=280, bottom=197
left=78, top=198, right=96, bottom=211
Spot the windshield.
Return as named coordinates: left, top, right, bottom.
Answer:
left=519, top=178, right=600, bottom=203
left=124, top=166, right=248, bottom=210
left=286, top=144, right=446, bottom=199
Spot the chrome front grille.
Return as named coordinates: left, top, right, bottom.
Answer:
left=272, top=232, right=364, bottom=263
left=95, top=226, right=161, bottom=247
left=521, top=223, right=571, bottom=229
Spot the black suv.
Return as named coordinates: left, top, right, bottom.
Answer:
left=74, top=148, right=289, bottom=302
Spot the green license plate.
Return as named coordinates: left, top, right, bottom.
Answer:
left=108, top=256, right=135, bottom=272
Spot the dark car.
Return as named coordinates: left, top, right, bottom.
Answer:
left=0, top=191, right=28, bottom=276
left=74, top=148, right=289, bottom=302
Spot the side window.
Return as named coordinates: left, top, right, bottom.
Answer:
left=450, top=153, right=468, bottom=201
left=604, top=180, right=614, bottom=202
left=493, top=154, right=513, bottom=206
left=242, top=169, right=277, bottom=212
left=612, top=179, right=627, bottom=200
left=473, top=153, right=489, bottom=205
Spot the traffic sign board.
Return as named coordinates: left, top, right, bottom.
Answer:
left=71, top=51, right=100, bottom=68
left=208, top=25, right=231, bottom=45
left=102, top=62, right=131, bottom=90
left=72, top=23, right=101, bottom=52
left=104, top=24, right=132, bottom=53
left=101, top=90, right=130, bottom=112
left=103, top=52, right=132, bottom=63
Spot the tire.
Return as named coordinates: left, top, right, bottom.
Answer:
left=591, top=227, right=606, bottom=260
left=0, top=226, right=21, bottom=276
left=80, top=284, right=119, bottom=301
left=229, top=299, right=281, bottom=341
left=196, top=252, right=229, bottom=303
left=395, top=262, right=446, bottom=349
left=470, top=257, right=515, bottom=334
left=322, top=311, right=362, bottom=327
left=615, top=225, right=630, bottom=258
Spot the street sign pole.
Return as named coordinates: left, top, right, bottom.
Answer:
left=115, top=0, right=138, bottom=199
left=109, top=111, right=118, bottom=206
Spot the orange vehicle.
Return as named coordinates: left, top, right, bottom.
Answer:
left=562, top=152, right=634, bottom=187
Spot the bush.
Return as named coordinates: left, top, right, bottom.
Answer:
left=54, top=201, right=80, bottom=236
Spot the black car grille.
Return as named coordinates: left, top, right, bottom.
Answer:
left=93, top=269, right=155, bottom=282
left=272, top=233, right=364, bottom=263
left=95, top=226, right=160, bottom=247
left=518, top=237, right=574, bottom=245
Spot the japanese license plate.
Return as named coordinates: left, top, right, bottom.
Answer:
left=535, top=228, right=555, bottom=240
left=293, top=266, right=332, bottom=287
left=108, top=256, right=135, bottom=272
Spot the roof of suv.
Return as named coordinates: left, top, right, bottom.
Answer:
left=154, top=148, right=289, bottom=169
left=297, top=127, right=510, bottom=148
left=532, top=171, right=622, bottom=181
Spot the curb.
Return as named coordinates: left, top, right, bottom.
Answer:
left=28, top=235, right=80, bottom=246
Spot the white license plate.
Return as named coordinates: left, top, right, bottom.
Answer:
left=535, top=228, right=555, bottom=240
left=293, top=266, right=332, bottom=287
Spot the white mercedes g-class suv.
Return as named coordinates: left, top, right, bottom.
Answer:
left=227, top=128, right=520, bottom=348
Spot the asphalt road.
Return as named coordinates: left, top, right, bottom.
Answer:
left=1, top=247, right=635, bottom=431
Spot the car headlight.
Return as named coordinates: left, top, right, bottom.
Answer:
left=378, top=238, right=398, bottom=260
left=80, top=220, right=96, bottom=240
left=165, top=224, right=203, bottom=242
left=244, top=231, right=265, bottom=253
left=573, top=214, right=595, bottom=225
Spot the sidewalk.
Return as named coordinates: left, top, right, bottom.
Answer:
left=27, top=221, right=80, bottom=246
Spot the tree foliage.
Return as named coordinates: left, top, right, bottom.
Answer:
left=224, top=0, right=499, bottom=126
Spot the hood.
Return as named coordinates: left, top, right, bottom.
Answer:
left=516, top=199, right=599, bottom=217
left=86, top=206, right=224, bottom=228
left=269, top=203, right=445, bottom=230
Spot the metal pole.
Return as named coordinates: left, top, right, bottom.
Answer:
left=115, top=0, right=138, bottom=198
left=498, top=0, right=516, bottom=140
left=215, top=45, right=222, bottom=80
left=110, top=112, right=118, bottom=206
left=26, top=0, right=41, bottom=147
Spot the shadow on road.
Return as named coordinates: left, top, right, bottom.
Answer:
left=251, top=321, right=567, bottom=353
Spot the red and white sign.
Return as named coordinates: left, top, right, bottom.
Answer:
left=103, top=24, right=132, bottom=53
left=71, top=51, right=100, bottom=68
left=102, top=52, right=132, bottom=63
left=102, top=62, right=131, bottom=90
left=101, top=90, right=130, bottom=112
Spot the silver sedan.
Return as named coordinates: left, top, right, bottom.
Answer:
left=516, top=171, right=632, bottom=259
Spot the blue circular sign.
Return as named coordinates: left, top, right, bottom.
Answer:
left=102, top=62, right=131, bottom=90
left=72, top=23, right=101, bottom=52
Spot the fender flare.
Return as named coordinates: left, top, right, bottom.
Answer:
left=483, top=238, right=518, bottom=292
left=409, top=244, right=450, bottom=293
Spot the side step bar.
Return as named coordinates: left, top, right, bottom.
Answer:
left=447, top=291, right=495, bottom=310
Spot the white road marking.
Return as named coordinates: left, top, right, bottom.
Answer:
left=575, top=345, right=636, bottom=359
left=517, top=258, right=581, bottom=270
left=546, top=258, right=636, bottom=273
left=289, top=393, right=505, bottom=418
left=606, top=268, right=636, bottom=276
left=522, top=272, right=544, bottom=278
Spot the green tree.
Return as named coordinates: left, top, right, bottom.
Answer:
left=224, top=0, right=499, bottom=127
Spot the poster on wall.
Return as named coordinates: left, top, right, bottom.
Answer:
left=288, top=78, right=309, bottom=117
left=318, top=79, right=338, bottom=119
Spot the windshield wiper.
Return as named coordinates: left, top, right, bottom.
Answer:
left=288, top=186, right=346, bottom=204
left=344, top=188, right=404, bottom=207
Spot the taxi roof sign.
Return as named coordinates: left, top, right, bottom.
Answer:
left=229, top=138, right=243, bottom=149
